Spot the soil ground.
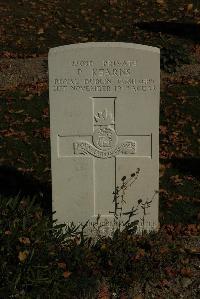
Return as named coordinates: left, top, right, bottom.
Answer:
left=0, top=0, right=199, bottom=298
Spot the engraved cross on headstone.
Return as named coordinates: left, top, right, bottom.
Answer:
left=58, top=97, right=152, bottom=218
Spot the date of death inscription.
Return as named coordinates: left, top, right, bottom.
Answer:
left=52, top=78, right=156, bottom=93
left=52, top=59, right=157, bottom=93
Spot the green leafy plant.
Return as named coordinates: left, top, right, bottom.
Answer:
left=0, top=180, right=196, bottom=298
left=0, top=195, right=99, bottom=298
left=110, top=168, right=141, bottom=234
left=110, top=168, right=158, bottom=237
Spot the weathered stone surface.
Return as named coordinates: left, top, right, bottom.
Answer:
left=49, top=42, right=160, bottom=236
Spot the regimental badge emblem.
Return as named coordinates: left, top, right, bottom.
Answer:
left=93, top=126, right=117, bottom=150
left=74, top=107, right=136, bottom=158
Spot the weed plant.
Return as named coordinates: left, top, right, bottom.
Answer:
left=0, top=175, right=187, bottom=298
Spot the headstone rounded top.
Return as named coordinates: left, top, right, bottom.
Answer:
left=49, top=40, right=160, bottom=235
left=48, top=42, right=160, bottom=56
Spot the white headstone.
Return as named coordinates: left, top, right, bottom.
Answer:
left=49, top=42, right=160, bottom=237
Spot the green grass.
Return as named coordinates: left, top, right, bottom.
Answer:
left=0, top=195, right=100, bottom=298
left=160, top=85, right=200, bottom=158
left=0, top=91, right=50, bottom=182
left=1, top=1, right=200, bottom=297
left=160, top=163, right=200, bottom=224
left=1, top=194, right=196, bottom=299
left=1, top=0, right=199, bottom=56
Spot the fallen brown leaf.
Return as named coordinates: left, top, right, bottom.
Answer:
left=18, top=250, right=29, bottom=263
left=19, top=237, right=31, bottom=245
left=63, top=271, right=71, bottom=279
left=156, top=0, right=165, bottom=5
left=97, top=282, right=110, bottom=299
left=132, top=295, right=144, bottom=299
left=37, top=28, right=44, bottom=35
left=58, top=262, right=67, bottom=270
left=5, top=230, right=12, bottom=235
left=187, top=4, right=193, bottom=11
left=180, top=267, right=193, bottom=277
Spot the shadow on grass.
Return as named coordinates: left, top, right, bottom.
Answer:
left=137, top=22, right=200, bottom=42
left=170, top=158, right=200, bottom=178
left=0, top=164, right=52, bottom=214
left=160, top=158, right=200, bottom=225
